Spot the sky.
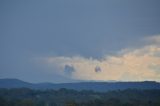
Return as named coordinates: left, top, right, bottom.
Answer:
left=0, top=0, right=160, bottom=83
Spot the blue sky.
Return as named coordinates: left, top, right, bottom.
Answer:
left=0, top=0, right=160, bottom=83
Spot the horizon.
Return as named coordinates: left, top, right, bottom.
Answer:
left=0, top=0, right=160, bottom=83
left=0, top=78, right=159, bottom=84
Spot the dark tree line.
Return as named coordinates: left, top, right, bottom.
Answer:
left=0, top=88, right=160, bottom=106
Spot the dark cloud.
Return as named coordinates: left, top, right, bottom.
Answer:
left=95, top=66, right=101, bottom=73
left=64, top=65, right=75, bottom=76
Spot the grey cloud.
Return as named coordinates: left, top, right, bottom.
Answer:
left=64, top=65, right=75, bottom=76
left=95, top=66, right=101, bottom=73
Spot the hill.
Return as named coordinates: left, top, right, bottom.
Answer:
left=0, top=78, right=160, bottom=92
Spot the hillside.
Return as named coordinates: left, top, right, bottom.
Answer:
left=0, top=79, right=160, bottom=92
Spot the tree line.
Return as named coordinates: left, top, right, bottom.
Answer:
left=0, top=88, right=160, bottom=106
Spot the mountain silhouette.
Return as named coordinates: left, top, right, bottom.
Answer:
left=0, top=78, right=160, bottom=92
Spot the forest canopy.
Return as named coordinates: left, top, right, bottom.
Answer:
left=0, top=88, right=160, bottom=106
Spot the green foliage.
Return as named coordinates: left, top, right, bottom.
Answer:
left=17, top=99, right=36, bottom=106
left=65, top=100, right=77, bottom=106
left=0, top=88, right=160, bottom=106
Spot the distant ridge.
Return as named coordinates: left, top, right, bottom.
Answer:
left=0, top=78, right=160, bottom=92
left=0, top=78, right=33, bottom=88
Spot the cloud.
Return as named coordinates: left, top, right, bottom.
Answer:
left=145, top=35, right=160, bottom=45
left=95, top=66, right=101, bottom=73
left=64, top=65, right=75, bottom=76
left=41, top=35, right=160, bottom=81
